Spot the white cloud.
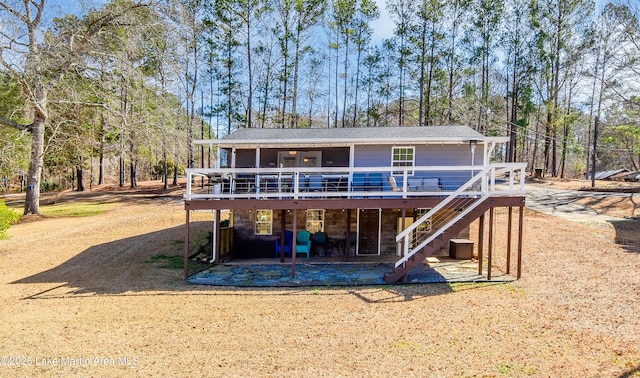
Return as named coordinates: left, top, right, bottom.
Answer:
left=371, top=0, right=394, bottom=42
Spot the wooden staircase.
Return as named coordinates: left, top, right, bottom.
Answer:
left=384, top=197, right=495, bottom=283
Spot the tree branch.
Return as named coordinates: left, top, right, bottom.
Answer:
left=49, top=100, right=108, bottom=108
left=0, top=115, right=30, bottom=131
left=0, top=1, right=29, bottom=24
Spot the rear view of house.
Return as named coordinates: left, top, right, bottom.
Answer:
left=184, top=126, right=526, bottom=283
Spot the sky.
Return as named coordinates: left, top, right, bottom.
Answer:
left=41, top=0, right=613, bottom=44
left=371, top=0, right=394, bottom=42
left=369, top=0, right=615, bottom=44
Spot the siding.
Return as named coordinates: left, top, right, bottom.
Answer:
left=353, top=143, right=482, bottom=190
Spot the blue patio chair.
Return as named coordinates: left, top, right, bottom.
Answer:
left=367, top=173, right=383, bottom=191
left=298, top=175, right=309, bottom=192
left=295, top=230, right=312, bottom=258
left=308, top=174, right=324, bottom=192
left=275, top=230, right=293, bottom=258
left=352, top=172, right=367, bottom=193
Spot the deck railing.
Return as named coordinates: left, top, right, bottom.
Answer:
left=184, top=163, right=526, bottom=201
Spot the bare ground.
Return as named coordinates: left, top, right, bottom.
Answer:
left=0, top=180, right=638, bottom=377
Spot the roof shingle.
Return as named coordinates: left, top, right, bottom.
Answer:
left=223, top=125, right=486, bottom=142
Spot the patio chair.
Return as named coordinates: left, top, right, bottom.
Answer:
left=295, top=230, right=312, bottom=259
left=407, top=177, right=422, bottom=191
left=367, top=173, right=383, bottom=191
left=387, top=176, right=402, bottom=191
left=298, top=175, right=309, bottom=191
left=307, top=174, right=324, bottom=192
left=313, top=231, right=329, bottom=256
left=275, top=230, right=293, bottom=258
left=352, top=172, right=367, bottom=194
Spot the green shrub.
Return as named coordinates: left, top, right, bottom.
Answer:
left=0, top=200, right=20, bottom=239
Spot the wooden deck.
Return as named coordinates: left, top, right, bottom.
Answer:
left=183, top=164, right=527, bottom=283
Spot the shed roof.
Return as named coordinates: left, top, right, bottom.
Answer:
left=196, top=126, right=505, bottom=147
left=594, top=169, right=629, bottom=180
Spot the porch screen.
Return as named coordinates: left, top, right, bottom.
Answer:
left=392, top=146, right=415, bottom=175
left=254, top=209, right=273, bottom=235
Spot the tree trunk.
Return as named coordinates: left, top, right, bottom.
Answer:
left=130, top=160, right=137, bottom=189
left=418, top=21, right=427, bottom=126
left=129, top=140, right=137, bottom=189
left=98, top=113, right=106, bottom=185
left=591, top=116, right=599, bottom=187
left=98, top=147, right=105, bottom=186
left=341, top=34, right=350, bottom=128
left=162, top=132, right=168, bottom=190
left=119, top=153, right=125, bottom=187
left=76, top=167, right=85, bottom=192
left=24, top=117, right=46, bottom=215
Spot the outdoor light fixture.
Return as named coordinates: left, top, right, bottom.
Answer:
left=468, top=139, right=478, bottom=152
left=288, top=151, right=297, bottom=155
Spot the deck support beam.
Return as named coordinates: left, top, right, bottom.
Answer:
left=184, top=210, right=190, bottom=280
left=506, top=207, right=513, bottom=274
left=345, top=209, right=352, bottom=261
left=477, top=213, right=485, bottom=276
left=214, top=210, right=221, bottom=264
left=279, top=209, right=286, bottom=262
left=488, top=207, right=494, bottom=280
left=518, top=205, right=524, bottom=279
left=292, top=210, right=297, bottom=278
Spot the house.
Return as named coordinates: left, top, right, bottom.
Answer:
left=183, top=126, right=527, bottom=283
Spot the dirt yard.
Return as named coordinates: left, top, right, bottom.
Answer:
left=0, top=180, right=638, bottom=377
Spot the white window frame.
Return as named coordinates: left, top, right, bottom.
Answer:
left=414, top=208, right=432, bottom=233
left=254, top=209, right=273, bottom=235
left=305, top=209, right=325, bottom=233
left=391, top=146, right=415, bottom=175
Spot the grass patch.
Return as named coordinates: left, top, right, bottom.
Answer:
left=148, top=254, right=184, bottom=269
left=40, top=202, right=113, bottom=217
left=449, top=281, right=500, bottom=292
left=148, top=253, right=212, bottom=274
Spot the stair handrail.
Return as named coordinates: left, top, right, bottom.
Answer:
left=396, top=164, right=491, bottom=243
left=394, top=163, right=526, bottom=268
left=394, top=193, right=491, bottom=268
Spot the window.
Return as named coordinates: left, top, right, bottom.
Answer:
left=254, top=209, right=273, bottom=235
left=392, top=146, right=415, bottom=175
left=414, top=208, right=432, bottom=232
left=305, top=209, right=325, bottom=233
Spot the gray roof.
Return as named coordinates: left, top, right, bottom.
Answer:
left=594, top=169, right=629, bottom=180
left=219, top=126, right=488, bottom=145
